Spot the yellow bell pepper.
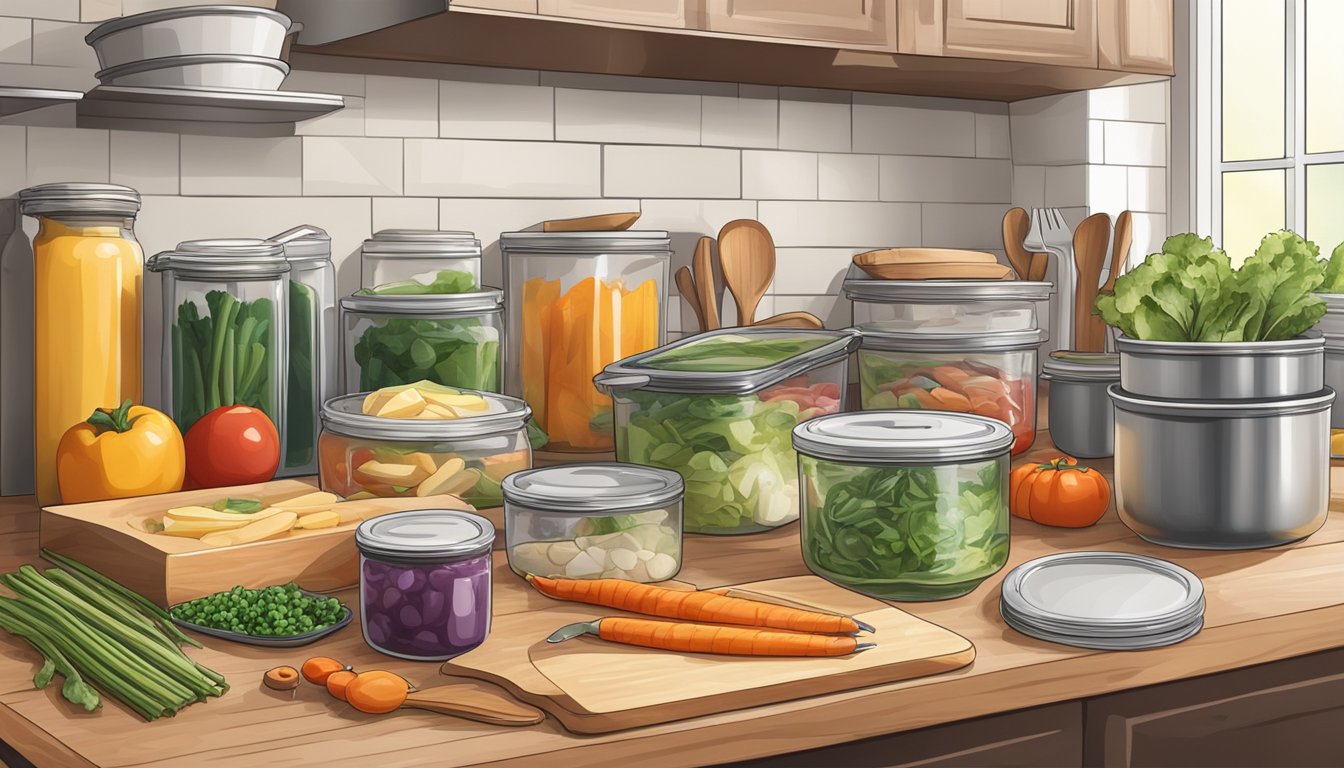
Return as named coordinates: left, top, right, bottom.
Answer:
left=56, top=400, right=186, bottom=503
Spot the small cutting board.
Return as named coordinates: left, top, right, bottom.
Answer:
left=441, top=574, right=974, bottom=734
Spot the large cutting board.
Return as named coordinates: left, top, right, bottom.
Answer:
left=442, top=573, right=975, bottom=734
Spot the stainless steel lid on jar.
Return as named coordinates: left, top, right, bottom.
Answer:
left=500, top=230, right=672, bottom=253
left=362, top=229, right=482, bottom=258
left=857, top=327, right=1045, bottom=352
left=340, top=288, right=504, bottom=316
left=792, top=411, right=1014, bottom=465
left=19, top=182, right=142, bottom=217
left=147, top=238, right=290, bottom=278
left=502, top=463, right=684, bottom=514
left=356, top=509, right=495, bottom=561
left=271, top=225, right=331, bottom=263
left=321, top=390, right=531, bottom=441
left=1041, top=351, right=1120, bottom=381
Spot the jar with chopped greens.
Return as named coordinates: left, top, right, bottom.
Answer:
left=595, top=327, right=859, bottom=535
left=792, top=411, right=1013, bottom=601
left=273, top=225, right=337, bottom=476
left=360, top=229, right=481, bottom=295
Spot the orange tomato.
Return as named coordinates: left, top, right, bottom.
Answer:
left=1009, top=456, right=1110, bottom=528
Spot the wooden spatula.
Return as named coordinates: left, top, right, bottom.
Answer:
left=401, top=679, right=544, bottom=726
left=693, top=236, right=721, bottom=331
left=1003, top=207, right=1050, bottom=280
left=1102, top=210, right=1132, bottom=294
left=674, top=266, right=705, bottom=332
left=542, top=212, right=640, bottom=232
left=1072, top=212, right=1112, bottom=352
left=718, top=220, right=775, bottom=326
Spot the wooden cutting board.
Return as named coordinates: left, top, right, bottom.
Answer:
left=441, top=574, right=974, bottom=734
left=38, top=478, right=501, bottom=606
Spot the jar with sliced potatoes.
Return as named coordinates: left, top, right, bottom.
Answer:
left=318, top=380, right=533, bottom=510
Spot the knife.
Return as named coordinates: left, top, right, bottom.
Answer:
left=547, top=618, right=875, bottom=657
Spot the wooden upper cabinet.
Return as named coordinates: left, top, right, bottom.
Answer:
left=1098, top=0, right=1173, bottom=74
left=453, top=0, right=539, bottom=12
left=941, top=0, right=1097, bottom=67
left=538, top=0, right=701, bottom=29
left=704, top=0, right=896, bottom=47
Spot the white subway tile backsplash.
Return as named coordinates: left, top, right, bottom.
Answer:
left=30, top=19, right=93, bottom=69
left=1088, top=120, right=1105, bottom=163
left=1129, top=212, right=1167, bottom=263
left=758, top=201, right=919, bottom=248
left=1103, top=121, right=1166, bottom=166
left=778, top=88, right=850, bottom=153
left=1045, top=165, right=1086, bottom=208
left=303, top=137, right=402, bottom=196
left=0, top=16, right=31, bottom=63
left=1088, top=82, right=1168, bottom=123
left=1012, top=165, right=1046, bottom=209
left=1087, top=164, right=1128, bottom=215
left=604, top=145, right=739, bottom=199
left=771, top=248, right=861, bottom=295
left=555, top=88, right=699, bottom=144
left=1128, top=166, right=1167, bottom=213
left=373, top=197, right=438, bottom=231
left=180, top=135, right=300, bottom=196
left=282, top=70, right=366, bottom=98
left=0, top=125, right=23, bottom=195
left=405, top=139, right=600, bottom=197
left=975, top=113, right=1011, bottom=158
left=441, top=80, right=553, bottom=140
left=853, top=93, right=977, bottom=157
left=27, top=126, right=106, bottom=185
left=818, top=154, right=878, bottom=201
left=365, top=75, right=438, bottom=138
left=1, top=2, right=78, bottom=21
left=295, top=96, right=366, bottom=137
left=881, top=156, right=1011, bottom=203
left=110, top=130, right=177, bottom=195
left=921, top=203, right=1006, bottom=250
left=637, top=199, right=757, bottom=239
left=768, top=294, right=848, bottom=329
left=742, top=150, right=817, bottom=200
left=701, top=85, right=777, bottom=149
left=1010, top=92, right=1087, bottom=165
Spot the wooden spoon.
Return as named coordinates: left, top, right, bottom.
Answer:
left=1003, top=207, right=1050, bottom=280
left=401, top=680, right=544, bottom=726
left=693, top=236, right=720, bottom=331
left=752, top=311, right=823, bottom=329
left=674, top=266, right=705, bottom=332
left=717, top=219, right=776, bottom=326
left=1027, top=253, right=1049, bottom=281
left=1102, top=210, right=1132, bottom=294
left=1072, top=212, right=1112, bottom=352
left=541, top=212, right=640, bottom=232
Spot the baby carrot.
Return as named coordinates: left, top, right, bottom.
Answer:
left=598, top=617, right=868, bottom=657
left=527, top=576, right=872, bottom=635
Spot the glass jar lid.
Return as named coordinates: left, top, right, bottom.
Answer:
left=19, top=183, right=141, bottom=217
left=362, top=229, right=481, bottom=258
left=500, top=230, right=672, bottom=254
left=321, top=390, right=531, bottom=441
left=147, top=238, right=290, bottom=278
left=793, top=411, right=1014, bottom=464
left=841, top=264, right=1050, bottom=303
left=1041, top=351, right=1120, bottom=381
left=857, top=327, right=1045, bottom=352
left=271, top=225, right=331, bottom=263
left=340, top=288, right=504, bottom=316
left=355, top=509, right=495, bottom=562
left=502, top=463, right=684, bottom=514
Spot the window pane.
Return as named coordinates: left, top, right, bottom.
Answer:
left=1307, top=165, right=1344, bottom=254
left=1306, top=0, right=1344, bottom=153
left=1221, top=0, right=1286, bottom=162
left=1222, top=170, right=1286, bottom=263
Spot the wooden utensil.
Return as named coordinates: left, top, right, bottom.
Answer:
left=717, top=220, right=775, bottom=326
left=541, top=211, right=640, bottom=232
left=752, top=311, right=824, bottom=329
left=854, top=248, right=999, bottom=267
left=1027, top=252, right=1049, bottom=281
left=1003, top=207, right=1050, bottom=280
left=859, top=262, right=1014, bottom=281
left=1103, top=210, right=1132, bottom=294
left=674, top=266, right=705, bottom=332
left=693, top=236, right=721, bottom=331
left=402, top=680, right=545, bottom=726
left=1072, top=212, right=1112, bottom=352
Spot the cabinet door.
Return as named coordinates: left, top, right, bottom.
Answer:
left=1098, top=0, right=1173, bottom=74
left=538, top=0, right=699, bottom=29
left=943, top=0, right=1096, bottom=67
left=705, top=0, right=895, bottom=47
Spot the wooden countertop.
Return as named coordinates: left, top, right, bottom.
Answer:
left=0, top=435, right=1342, bottom=768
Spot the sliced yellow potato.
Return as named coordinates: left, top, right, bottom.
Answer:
left=270, top=491, right=339, bottom=511
left=161, top=516, right=255, bottom=537
left=346, top=491, right=377, bottom=501
left=420, top=467, right=480, bottom=498
left=294, top=510, right=342, bottom=530
left=421, top=390, right=489, bottom=412
left=374, top=387, right=427, bottom=418
left=164, top=505, right=284, bottom=524
left=362, top=385, right=407, bottom=415
left=199, top=511, right=298, bottom=547
left=481, top=451, right=530, bottom=481
left=354, top=459, right=431, bottom=487
left=416, top=403, right=460, bottom=420
left=407, top=452, right=438, bottom=476
left=416, top=457, right=466, bottom=496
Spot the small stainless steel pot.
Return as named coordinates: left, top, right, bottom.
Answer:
left=1041, top=352, right=1118, bottom=458
left=1109, top=385, right=1333, bottom=550
left=1117, top=333, right=1324, bottom=401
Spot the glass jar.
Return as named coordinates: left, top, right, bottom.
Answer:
left=148, top=239, right=289, bottom=440
left=340, top=290, right=504, bottom=395
left=793, top=411, right=1013, bottom=601
left=502, top=231, right=670, bottom=453
left=356, top=509, right=494, bottom=661
left=19, top=183, right=143, bottom=505
left=318, top=390, right=531, bottom=508
left=360, top=229, right=482, bottom=294
left=272, top=225, right=337, bottom=476
left=842, top=265, right=1050, bottom=334
left=1040, top=351, right=1119, bottom=459
left=504, top=464, right=683, bottom=582
left=855, top=328, right=1044, bottom=456
left=596, top=327, right=859, bottom=535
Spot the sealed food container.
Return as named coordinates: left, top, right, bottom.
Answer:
left=318, top=388, right=531, bottom=509
left=856, top=328, right=1044, bottom=455
left=273, top=225, right=337, bottom=476
left=503, top=464, right=683, bottom=582
left=360, top=229, right=482, bottom=295
left=595, top=327, right=859, bottom=535
left=1040, top=352, right=1119, bottom=459
left=842, top=265, right=1050, bottom=333
left=793, top=411, right=1013, bottom=601
left=503, top=231, right=670, bottom=452
left=1109, top=385, right=1333, bottom=550
left=149, top=238, right=288, bottom=439
left=19, top=183, right=144, bottom=505
left=340, top=290, right=503, bottom=394
left=356, top=509, right=494, bottom=661
left=1116, top=333, right=1324, bottom=401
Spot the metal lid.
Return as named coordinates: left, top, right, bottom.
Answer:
left=271, top=225, right=331, bottom=263
left=792, top=411, right=1014, bottom=465
left=502, top=463, right=684, bottom=514
left=355, top=509, right=495, bottom=562
left=842, top=266, right=1051, bottom=303
left=1108, top=383, right=1335, bottom=417
left=19, top=182, right=141, bottom=217
left=87, top=5, right=291, bottom=44
left=96, top=54, right=290, bottom=83
left=340, top=288, right=504, bottom=316
left=147, top=238, right=290, bottom=279
left=1000, top=552, right=1204, bottom=629
left=857, top=327, right=1045, bottom=352
left=362, top=229, right=481, bottom=258
left=1116, top=331, right=1324, bottom=356
left=321, top=390, right=530, bottom=441
left=500, top=230, right=672, bottom=254
left=594, top=327, right=859, bottom=395
left=1041, top=351, right=1120, bottom=381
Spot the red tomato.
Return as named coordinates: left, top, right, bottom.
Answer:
left=184, top=406, right=280, bottom=489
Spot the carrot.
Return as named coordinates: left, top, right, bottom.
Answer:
left=598, top=617, right=865, bottom=657
left=527, top=576, right=870, bottom=635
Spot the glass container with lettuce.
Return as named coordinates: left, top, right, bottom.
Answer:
left=359, top=229, right=482, bottom=295
left=595, top=328, right=860, bottom=535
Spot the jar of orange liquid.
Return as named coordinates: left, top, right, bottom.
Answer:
left=19, top=183, right=143, bottom=505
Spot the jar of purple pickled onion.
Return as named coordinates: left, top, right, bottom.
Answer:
left=355, top=509, right=494, bottom=661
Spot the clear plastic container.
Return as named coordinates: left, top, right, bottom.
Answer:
left=793, top=411, right=1013, bottom=601
left=504, top=464, right=683, bottom=582
left=595, top=327, right=860, bottom=535
left=340, top=290, right=504, bottom=395
left=356, top=509, right=494, bottom=661
left=318, top=390, right=531, bottom=509
left=842, top=265, right=1049, bottom=333
left=148, top=238, right=288, bottom=440
left=272, top=225, right=337, bottom=476
left=856, top=328, right=1043, bottom=456
left=360, top=229, right=482, bottom=294
left=502, top=231, right=670, bottom=453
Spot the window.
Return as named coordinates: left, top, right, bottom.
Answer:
left=1212, top=0, right=1344, bottom=261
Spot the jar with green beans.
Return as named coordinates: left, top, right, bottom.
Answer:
left=273, top=226, right=337, bottom=476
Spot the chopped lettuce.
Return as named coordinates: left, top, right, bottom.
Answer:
left=640, top=334, right=830, bottom=372
left=358, top=269, right=477, bottom=296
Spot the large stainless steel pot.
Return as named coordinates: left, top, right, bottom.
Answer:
left=1117, top=333, right=1324, bottom=401
left=1109, top=385, right=1333, bottom=550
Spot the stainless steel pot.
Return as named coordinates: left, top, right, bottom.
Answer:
left=1041, top=352, right=1118, bottom=458
left=1109, top=385, right=1333, bottom=550
left=96, top=54, right=290, bottom=90
left=86, top=6, right=294, bottom=70
left=1117, top=333, right=1324, bottom=400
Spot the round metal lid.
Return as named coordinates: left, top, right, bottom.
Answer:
left=320, top=390, right=530, bottom=441
left=1108, top=384, right=1335, bottom=418
left=362, top=229, right=481, bottom=258
left=271, top=225, right=331, bottom=263
left=19, top=183, right=141, bottom=217
left=147, top=238, right=290, bottom=278
left=341, top=288, right=504, bottom=316
left=355, top=509, right=495, bottom=562
left=1000, top=552, right=1204, bottom=629
left=792, top=411, right=1014, bottom=464
left=1041, top=351, right=1120, bottom=381
left=86, top=5, right=291, bottom=44
left=857, top=327, right=1045, bottom=352
left=1116, top=330, right=1324, bottom=356
left=502, top=463, right=684, bottom=514
left=843, top=276, right=1051, bottom=303
left=500, top=230, right=672, bottom=253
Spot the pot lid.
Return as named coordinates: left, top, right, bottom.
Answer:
left=148, top=238, right=290, bottom=278
left=857, top=327, right=1045, bottom=352
left=1115, top=331, right=1324, bottom=356
left=792, top=411, right=1014, bottom=464
left=1107, top=384, right=1334, bottom=417
left=87, top=5, right=292, bottom=44
left=320, top=390, right=530, bottom=441
left=362, top=229, right=481, bottom=258
left=1000, top=552, right=1204, bottom=629
left=502, top=463, right=684, bottom=514
left=19, top=182, right=141, bottom=217
left=842, top=265, right=1050, bottom=303
left=355, top=509, right=495, bottom=561
left=500, top=230, right=672, bottom=254
left=271, top=225, right=331, bottom=263
left=340, top=288, right=504, bottom=316
left=1041, top=351, right=1119, bottom=380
